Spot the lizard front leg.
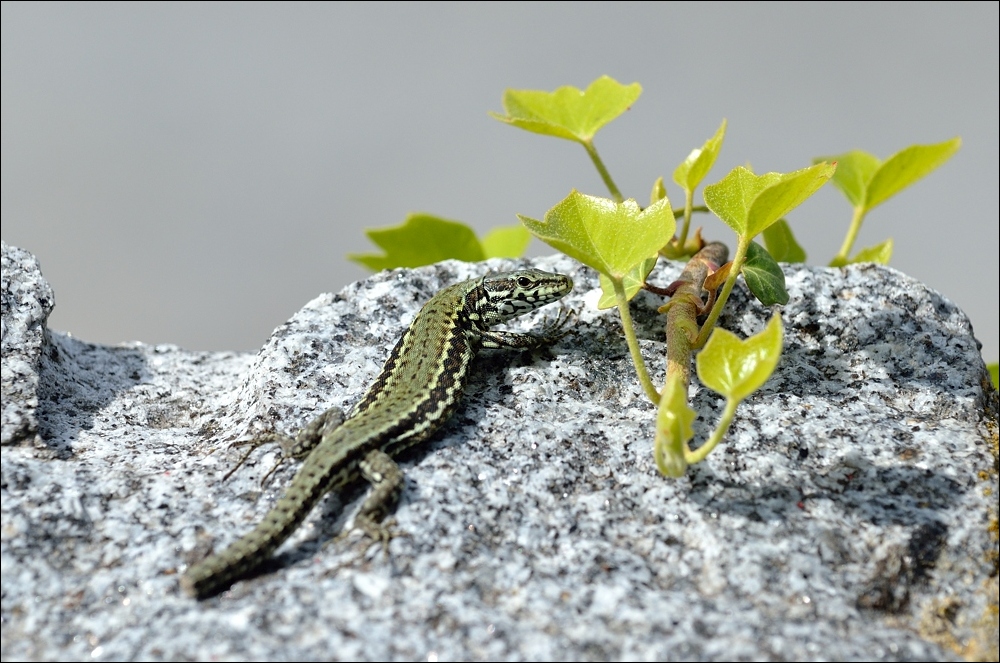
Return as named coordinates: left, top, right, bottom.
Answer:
left=477, top=323, right=569, bottom=350
left=476, top=306, right=573, bottom=350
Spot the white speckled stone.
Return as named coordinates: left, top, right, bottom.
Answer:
left=2, top=242, right=997, bottom=661
left=1, top=241, right=54, bottom=447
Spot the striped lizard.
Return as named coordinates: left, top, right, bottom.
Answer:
left=181, top=268, right=573, bottom=598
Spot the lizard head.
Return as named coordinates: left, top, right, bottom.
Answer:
left=478, top=268, right=573, bottom=324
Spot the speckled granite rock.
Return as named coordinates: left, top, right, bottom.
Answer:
left=1, top=242, right=997, bottom=661
left=1, top=242, right=54, bottom=447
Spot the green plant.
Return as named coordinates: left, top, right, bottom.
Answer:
left=816, top=139, right=961, bottom=266
left=502, top=78, right=835, bottom=475
left=351, top=76, right=968, bottom=475
left=349, top=213, right=530, bottom=270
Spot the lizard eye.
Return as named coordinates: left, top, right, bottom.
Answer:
left=516, top=276, right=532, bottom=288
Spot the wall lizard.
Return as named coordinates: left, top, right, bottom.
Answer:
left=181, top=268, right=573, bottom=598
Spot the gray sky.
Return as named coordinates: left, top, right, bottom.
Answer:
left=3, top=2, right=997, bottom=362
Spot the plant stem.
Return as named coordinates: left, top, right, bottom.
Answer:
left=677, top=188, right=694, bottom=247
left=671, top=204, right=709, bottom=218
left=653, top=373, right=692, bottom=478
left=613, top=279, right=660, bottom=404
left=582, top=139, right=623, bottom=203
left=663, top=241, right=729, bottom=387
left=654, top=241, right=729, bottom=477
left=831, top=205, right=867, bottom=266
left=684, top=398, right=739, bottom=464
left=694, top=235, right=749, bottom=349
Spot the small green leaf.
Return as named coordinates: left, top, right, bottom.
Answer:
left=481, top=224, right=532, bottom=258
left=489, top=76, right=642, bottom=143
left=697, top=314, right=784, bottom=402
left=518, top=190, right=675, bottom=280
left=815, top=149, right=880, bottom=207
left=597, top=254, right=658, bottom=310
left=349, top=214, right=485, bottom=271
left=742, top=241, right=789, bottom=306
left=704, top=166, right=777, bottom=234
left=817, top=138, right=961, bottom=211
left=673, top=118, right=727, bottom=192
left=654, top=372, right=696, bottom=478
left=988, top=363, right=999, bottom=391
left=703, top=163, right=834, bottom=239
left=848, top=238, right=894, bottom=265
left=650, top=176, right=667, bottom=205
left=745, top=163, right=836, bottom=238
left=866, top=137, right=961, bottom=209
left=762, top=218, right=807, bottom=263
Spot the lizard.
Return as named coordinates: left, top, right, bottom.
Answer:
left=181, top=267, right=573, bottom=598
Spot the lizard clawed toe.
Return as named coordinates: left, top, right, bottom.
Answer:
left=354, top=515, right=409, bottom=556
left=221, top=432, right=292, bottom=483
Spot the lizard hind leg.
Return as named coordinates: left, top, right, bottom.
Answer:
left=353, top=449, right=408, bottom=554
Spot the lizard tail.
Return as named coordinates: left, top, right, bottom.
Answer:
left=181, top=452, right=351, bottom=599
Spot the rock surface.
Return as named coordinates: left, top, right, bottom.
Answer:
left=1, top=243, right=54, bottom=447
left=1, top=241, right=997, bottom=661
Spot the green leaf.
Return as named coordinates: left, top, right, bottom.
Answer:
left=988, top=363, right=999, bottom=391
left=654, top=372, right=696, bottom=478
left=481, top=224, right=532, bottom=258
left=742, top=241, right=789, bottom=306
left=597, top=254, right=658, bottom=310
left=745, top=163, right=836, bottom=238
left=518, top=190, right=675, bottom=280
left=817, top=138, right=961, bottom=211
left=762, top=218, right=807, bottom=263
left=673, top=118, right=727, bottom=192
left=848, top=238, right=893, bottom=264
left=703, top=163, right=834, bottom=239
left=697, top=314, right=784, bottom=402
left=815, top=149, right=881, bottom=207
left=865, top=137, right=961, bottom=209
left=489, top=76, right=642, bottom=143
left=704, top=166, right=780, bottom=234
left=650, top=176, right=667, bottom=205
left=348, top=214, right=485, bottom=271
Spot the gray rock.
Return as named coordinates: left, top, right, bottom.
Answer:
left=1, top=241, right=54, bottom=447
left=1, top=242, right=996, bottom=661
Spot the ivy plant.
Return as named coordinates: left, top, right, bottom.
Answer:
left=351, top=76, right=977, bottom=474
left=816, top=139, right=961, bottom=266
left=349, top=213, right=530, bottom=271
left=489, top=75, right=641, bottom=203
left=492, top=77, right=832, bottom=475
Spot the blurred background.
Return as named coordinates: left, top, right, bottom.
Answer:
left=2, top=3, right=997, bottom=361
